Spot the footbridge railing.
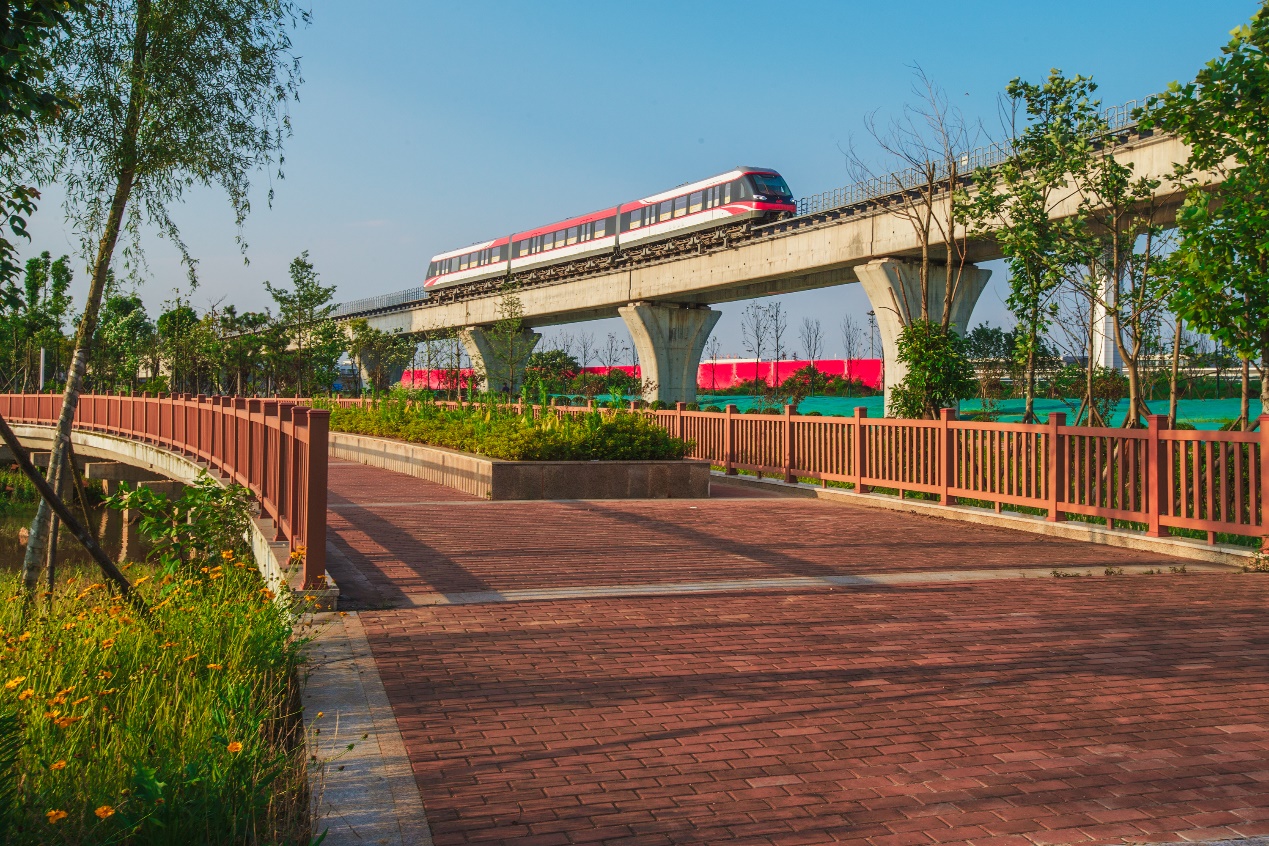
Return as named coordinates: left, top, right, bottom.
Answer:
left=0, top=393, right=329, bottom=588
left=329, top=396, right=1268, bottom=545
left=649, top=404, right=1269, bottom=545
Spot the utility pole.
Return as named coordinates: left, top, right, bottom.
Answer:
left=38, top=347, right=46, bottom=391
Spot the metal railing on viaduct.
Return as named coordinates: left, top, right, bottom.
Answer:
left=0, top=394, right=329, bottom=588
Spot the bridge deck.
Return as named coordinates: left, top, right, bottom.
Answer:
left=327, top=463, right=1269, bottom=846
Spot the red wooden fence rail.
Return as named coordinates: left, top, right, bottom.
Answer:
left=0, top=393, right=328, bottom=588
left=330, top=395, right=1268, bottom=544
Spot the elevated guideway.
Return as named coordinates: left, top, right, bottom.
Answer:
left=340, top=102, right=1195, bottom=403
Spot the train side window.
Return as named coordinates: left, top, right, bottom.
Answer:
left=732, top=178, right=752, bottom=201
left=567, top=226, right=578, bottom=245
left=689, top=191, right=703, bottom=214
left=459, top=255, right=468, bottom=271
left=673, top=195, right=687, bottom=218
left=597, top=218, right=608, bottom=237
left=658, top=200, right=672, bottom=221
left=555, top=230, right=566, bottom=248
left=723, top=183, right=732, bottom=204
left=625, top=209, right=641, bottom=230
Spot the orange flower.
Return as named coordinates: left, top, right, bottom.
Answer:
left=54, top=716, right=83, bottom=729
left=227, top=741, right=243, bottom=754
left=17, top=632, right=30, bottom=642
left=206, top=664, right=223, bottom=670
left=70, top=696, right=89, bottom=707
left=50, top=760, right=66, bottom=771
left=4, top=676, right=26, bottom=691
left=18, top=689, right=33, bottom=701
left=133, top=575, right=150, bottom=586
left=95, top=805, right=115, bottom=820
left=46, top=809, right=67, bottom=824
left=182, top=654, right=198, bottom=663
left=100, top=638, right=115, bottom=649
left=221, top=550, right=235, bottom=560
left=97, top=688, right=117, bottom=696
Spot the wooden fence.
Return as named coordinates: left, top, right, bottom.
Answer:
left=334, top=397, right=1268, bottom=545
left=648, top=404, right=1269, bottom=545
left=0, top=393, right=328, bottom=588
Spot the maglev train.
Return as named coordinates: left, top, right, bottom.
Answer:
left=423, top=166, right=795, bottom=292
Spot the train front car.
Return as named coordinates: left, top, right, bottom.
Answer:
left=424, top=236, right=511, bottom=291
left=617, top=167, right=795, bottom=249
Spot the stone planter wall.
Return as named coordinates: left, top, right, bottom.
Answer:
left=328, top=431, right=710, bottom=500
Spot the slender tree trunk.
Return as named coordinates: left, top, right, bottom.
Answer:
left=1169, top=317, right=1183, bottom=428
left=1024, top=339, right=1036, bottom=424
left=21, top=0, right=150, bottom=599
left=1240, top=357, right=1251, bottom=431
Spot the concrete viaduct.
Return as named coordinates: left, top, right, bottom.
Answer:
left=344, top=129, right=1192, bottom=406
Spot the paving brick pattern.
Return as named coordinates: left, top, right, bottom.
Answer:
left=327, top=463, right=1269, bottom=845
left=326, top=466, right=1189, bottom=607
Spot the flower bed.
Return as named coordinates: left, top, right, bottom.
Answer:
left=0, top=479, right=309, bottom=844
left=326, top=398, right=692, bottom=461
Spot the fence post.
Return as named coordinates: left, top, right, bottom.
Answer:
left=1146, top=414, right=1168, bottom=537
left=675, top=402, right=686, bottom=442
left=303, top=408, right=329, bottom=592
left=724, top=404, right=737, bottom=475
left=783, top=405, right=795, bottom=483
left=1047, top=412, right=1066, bottom=523
left=940, top=407, right=956, bottom=506
left=1260, top=414, right=1269, bottom=545
left=854, top=406, right=869, bottom=494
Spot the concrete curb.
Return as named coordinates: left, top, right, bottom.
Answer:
left=712, top=472, right=1258, bottom=569
left=301, top=611, right=433, bottom=846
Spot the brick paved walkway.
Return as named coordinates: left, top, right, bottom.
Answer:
left=327, top=463, right=1269, bottom=846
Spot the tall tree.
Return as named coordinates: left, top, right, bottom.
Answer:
left=22, top=0, right=307, bottom=597
left=0, top=2, right=89, bottom=286
left=799, top=317, right=825, bottom=396
left=964, top=70, right=1104, bottom=422
left=266, top=252, right=341, bottom=396
left=847, top=67, right=978, bottom=328
left=1145, top=4, right=1269, bottom=425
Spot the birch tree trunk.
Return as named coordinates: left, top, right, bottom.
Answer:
left=20, top=0, right=149, bottom=599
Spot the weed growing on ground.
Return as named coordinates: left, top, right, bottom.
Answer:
left=1104, top=567, right=1125, bottom=576
left=0, top=475, right=310, bottom=845
left=1050, top=569, right=1085, bottom=578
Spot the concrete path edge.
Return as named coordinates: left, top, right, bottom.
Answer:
left=301, top=610, right=433, bottom=846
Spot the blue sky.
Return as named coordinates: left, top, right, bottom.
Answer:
left=24, top=0, right=1261, bottom=358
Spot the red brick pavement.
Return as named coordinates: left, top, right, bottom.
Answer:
left=363, top=578, right=1269, bottom=846
left=325, top=466, right=1190, bottom=608
left=325, top=462, right=1269, bottom=845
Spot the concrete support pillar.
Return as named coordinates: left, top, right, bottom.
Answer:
left=458, top=326, right=541, bottom=394
left=618, top=302, right=721, bottom=405
left=854, top=259, right=992, bottom=414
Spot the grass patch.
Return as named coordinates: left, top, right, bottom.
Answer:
left=326, top=397, right=693, bottom=461
left=0, top=477, right=310, bottom=844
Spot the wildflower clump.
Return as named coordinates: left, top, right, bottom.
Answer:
left=0, top=476, right=308, bottom=844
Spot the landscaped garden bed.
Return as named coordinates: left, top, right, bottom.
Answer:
left=325, top=399, right=709, bottom=499
left=325, top=397, right=693, bottom=461
left=0, top=476, right=311, bottom=844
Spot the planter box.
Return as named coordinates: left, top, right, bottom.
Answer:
left=329, top=431, right=710, bottom=500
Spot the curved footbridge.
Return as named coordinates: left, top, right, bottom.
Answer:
left=0, top=394, right=334, bottom=602
left=7, top=395, right=1269, bottom=845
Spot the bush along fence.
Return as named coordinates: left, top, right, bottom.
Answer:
left=331, top=397, right=1268, bottom=547
left=0, top=393, right=329, bottom=588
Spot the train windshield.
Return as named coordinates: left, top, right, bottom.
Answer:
left=750, top=173, right=792, bottom=199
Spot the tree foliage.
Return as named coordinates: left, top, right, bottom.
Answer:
left=964, top=71, right=1104, bottom=422
left=1145, top=4, right=1269, bottom=415
left=888, top=319, right=974, bottom=419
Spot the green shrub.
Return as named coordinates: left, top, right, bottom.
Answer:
left=325, top=399, right=692, bottom=461
left=702, top=405, right=722, bottom=413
